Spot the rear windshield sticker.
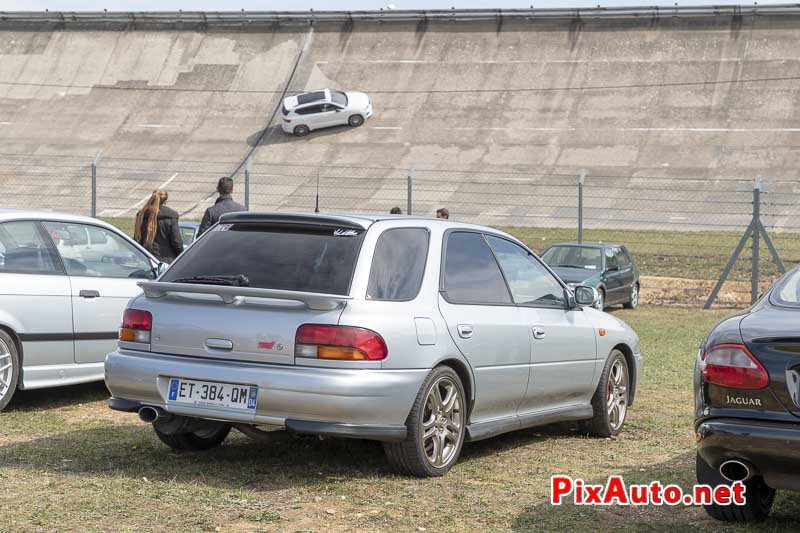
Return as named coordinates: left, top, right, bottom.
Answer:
left=214, top=224, right=233, bottom=232
left=334, top=228, right=358, bottom=237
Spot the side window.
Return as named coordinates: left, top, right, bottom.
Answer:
left=443, top=232, right=511, bottom=305
left=615, top=247, right=631, bottom=268
left=296, top=104, right=323, bottom=116
left=367, top=228, right=429, bottom=301
left=486, top=236, right=566, bottom=308
left=605, top=248, right=618, bottom=270
left=43, top=222, right=154, bottom=279
left=0, top=221, right=62, bottom=275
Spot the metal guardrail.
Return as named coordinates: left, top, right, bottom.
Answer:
left=3, top=5, right=800, bottom=28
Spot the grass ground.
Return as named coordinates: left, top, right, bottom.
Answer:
left=1, top=307, right=799, bottom=531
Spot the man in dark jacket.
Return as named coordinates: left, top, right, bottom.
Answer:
left=198, top=177, right=247, bottom=235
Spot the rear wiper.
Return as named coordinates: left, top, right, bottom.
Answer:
left=556, top=264, right=585, bottom=269
left=170, top=274, right=250, bottom=287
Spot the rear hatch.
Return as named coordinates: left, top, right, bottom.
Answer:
left=141, top=215, right=368, bottom=365
left=741, top=306, right=800, bottom=418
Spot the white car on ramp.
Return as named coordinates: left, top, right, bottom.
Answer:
left=281, top=89, right=373, bottom=136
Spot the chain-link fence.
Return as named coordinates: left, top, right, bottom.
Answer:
left=1, top=152, right=798, bottom=308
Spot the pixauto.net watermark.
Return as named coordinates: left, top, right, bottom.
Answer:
left=550, top=475, right=746, bottom=506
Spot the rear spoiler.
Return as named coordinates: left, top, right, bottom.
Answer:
left=138, top=281, right=352, bottom=311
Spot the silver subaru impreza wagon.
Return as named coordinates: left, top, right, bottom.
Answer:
left=105, top=212, right=642, bottom=477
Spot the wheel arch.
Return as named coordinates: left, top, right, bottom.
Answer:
left=436, top=357, right=475, bottom=423
left=611, top=342, right=637, bottom=406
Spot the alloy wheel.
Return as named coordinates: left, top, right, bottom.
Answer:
left=630, top=284, right=639, bottom=307
left=0, top=339, right=13, bottom=402
left=594, top=290, right=605, bottom=311
left=421, top=376, right=464, bottom=469
left=606, top=357, right=628, bottom=432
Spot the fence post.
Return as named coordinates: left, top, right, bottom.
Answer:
left=751, top=176, right=762, bottom=304
left=244, top=158, right=251, bottom=211
left=90, top=160, right=97, bottom=217
left=407, top=164, right=414, bottom=215
left=577, top=171, right=585, bottom=243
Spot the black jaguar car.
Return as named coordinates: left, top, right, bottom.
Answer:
left=695, top=265, right=800, bottom=522
left=541, top=243, right=639, bottom=310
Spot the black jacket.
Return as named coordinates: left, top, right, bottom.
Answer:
left=198, top=194, right=246, bottom=235
left=137, top=205, right=184, bottom=263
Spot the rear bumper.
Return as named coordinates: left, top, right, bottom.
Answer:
left=105, top=349, right=426, bottom=441
left=696, top=417, right=800, bottom=491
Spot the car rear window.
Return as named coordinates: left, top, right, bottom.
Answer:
left=161, top=223, right=365, bottom=295
left=367, top=228, right=429, bottom=301
left=771, top=269, right=800, bottom=307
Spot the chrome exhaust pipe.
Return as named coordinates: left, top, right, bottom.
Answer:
left=138, top=406, right=166, bottom=424
left=719, top=459, right=753, bottom=482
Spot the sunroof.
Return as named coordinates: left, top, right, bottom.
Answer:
left=297, top=91, right=325, bottom=105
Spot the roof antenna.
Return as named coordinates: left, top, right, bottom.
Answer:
left=314, top=171, right=320, bottom=213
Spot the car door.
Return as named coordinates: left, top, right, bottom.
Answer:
left=0, top=221, right=74, bottom=373
left=296, top=104, right=326, bottom=130
left=318, top=103, right=345, bottom=127
left=43, top=221, right=155, bottom=364
left=603, top=247, right=625, bottom=304
left=614, top=247, right=636, bottom=299
left=437, top=231, right=530, bottom=423
left=485, top=236, right=598, bottom=413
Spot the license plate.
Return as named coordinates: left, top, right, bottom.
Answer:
left=167, top=378, right=258, bottom=411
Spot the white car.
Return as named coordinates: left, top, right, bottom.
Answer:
left=280, top=89, right=373, bottom=136
left=0, top=209, right=163, bottom=411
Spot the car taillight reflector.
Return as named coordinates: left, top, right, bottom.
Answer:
left=295, top=324, right=387, bottom=361
left=119, top=309, right=152, bottom=344
left=701, top=343, right=768, bottom=390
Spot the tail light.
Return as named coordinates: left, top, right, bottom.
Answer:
left=119, top=309, right=152, bottom=344
left=701, top=344, right=768, bottom=389
left=295, top=324, right=387, bottom=361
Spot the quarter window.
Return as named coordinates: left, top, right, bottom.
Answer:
left=367, top=228, right=429, bottom=301
left=486, top=236, right=566, bottom=308
left=0, top=221, right=62, bottom=275
left=43, top=222, right=154, bottom=279
left=772, top=269, right=800, bottom=307
left=443, top=232, right=511, bottom=305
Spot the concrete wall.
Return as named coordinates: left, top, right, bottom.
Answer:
left=1, top=10, right=798, bottom=227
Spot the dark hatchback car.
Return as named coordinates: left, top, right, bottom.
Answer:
left=541, top=243, right=639, bottom=311
left=695, top=266, right=800, bottom=522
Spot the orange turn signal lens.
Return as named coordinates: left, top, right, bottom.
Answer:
left=598, top=328, right=607, bottom=337
left=317, top=346, right=368, bottom=360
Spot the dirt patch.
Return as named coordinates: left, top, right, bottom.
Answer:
left=640, top=275, right=773, bottom=308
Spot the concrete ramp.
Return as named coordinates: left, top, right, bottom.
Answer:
left=0, top=8, right=799, bottom=230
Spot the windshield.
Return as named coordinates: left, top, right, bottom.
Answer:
left=771, top=268, right=800, bottom=307
left=161, top=223, right=364, bottom=295
left=331, top=90, right=348, bottom=107
left=541, top=246, right=602, bottom=270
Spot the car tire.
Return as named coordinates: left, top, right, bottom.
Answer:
left=695, top=453, right=775, bottom=523
left=623, top=283, right=639, bottom=309
left=383, top=366, right=466, bottom=477
left=348, top=114, right=364, bottom=127
left=583, top=349, right=629, bottom=437
left=153, top=423, right=232, bottom=452
left=0, top=331, right=20, bottom=412
left=594, top=288, right=606, bottom=311
left=293, top=125, right=310, bottom=137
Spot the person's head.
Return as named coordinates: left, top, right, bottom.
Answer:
left=217, top=177, right=234, bottom=196
left=390, top=206, right=402, bottom=215
left=436, top=207, right=449, bottom=220
left=134, top=190, right=169, bottom=247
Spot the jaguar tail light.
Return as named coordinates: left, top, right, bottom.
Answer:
left=295, top=324, right=387, bottom=361
left=701, top=344, right=768, bottom=389
left=119, top=309, right=152, bottom=344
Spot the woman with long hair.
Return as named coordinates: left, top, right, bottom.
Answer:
left=134, top=190, right=183, bottom=263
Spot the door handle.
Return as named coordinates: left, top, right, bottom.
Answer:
left=205, top=338, right=233, bottom=351
left=532, top=326, right=546, bottom=340
left=79, top=290, right=100, bottom=299
left=457, top=324, right=473, bottom=339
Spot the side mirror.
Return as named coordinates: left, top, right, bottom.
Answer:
left=152, top=262, right=168, bottom=279
left=574, top=285, right=599, bottom=307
